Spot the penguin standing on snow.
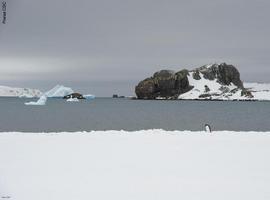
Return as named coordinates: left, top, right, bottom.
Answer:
left=204, top=124, right=212, bottom=133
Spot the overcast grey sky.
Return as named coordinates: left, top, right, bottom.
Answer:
left=0, top=0, right=270, bottom=96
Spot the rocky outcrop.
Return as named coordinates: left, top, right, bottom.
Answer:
left=192, top=70, right=201, bottom=80
left=194, top=63, right=243, bottom=88
left=112, top=94, right=125, bottom=98
left=241, top=89, right=254, bottom=98
left=135, top=63, right=254, bottom=100
left=135, top=69, right=193, bottom=99
left=63, top=93, right=85, bottom=99
left=204, top=85, right=210, bottom=93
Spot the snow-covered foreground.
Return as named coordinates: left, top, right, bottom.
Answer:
left=1, top=130, right=270, bottom=200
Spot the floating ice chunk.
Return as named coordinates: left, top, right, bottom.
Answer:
left=45, top=85, right=74, bottom=98
left=25, top=95, right=47, bottom=106
left=83, top=94, right=95, bottom=100
left=66, top=98, right=80, bottom=102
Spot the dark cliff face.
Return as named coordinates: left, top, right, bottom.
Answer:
left=135, top=69, right=193, bottom=99
left=135, top=63, right=249, bottom=99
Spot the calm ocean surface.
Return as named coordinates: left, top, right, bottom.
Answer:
left=0, top=97, right=269, bottom=132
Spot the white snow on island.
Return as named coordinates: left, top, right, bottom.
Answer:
left=0, top=85, right=42, bottom=98
left=178, top=72, right=270, bottom=101
left=0, top=130, right=270, bottom=200
left=66, top=97, right=80, bottom=102
left=0, top=85, right=75, bottom=99
left=244, top=82, right=270, bottom=101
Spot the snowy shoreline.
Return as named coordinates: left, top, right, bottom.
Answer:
left=134, top=98, right=270, bottom=101
left=1, top=130, right=270, bottom=200
left=1, top=129, right=270, bottom=134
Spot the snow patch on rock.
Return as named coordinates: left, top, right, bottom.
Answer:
left=178, top=72, right=270, bottom=101
left=179, top=72, right=239, bottom=100
left=66, top=98, right=80, bottom=102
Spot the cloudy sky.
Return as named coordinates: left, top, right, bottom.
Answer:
left=0, top=0, right=270, bottom=96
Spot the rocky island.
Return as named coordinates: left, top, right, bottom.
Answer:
left=135, top=63, right=269, bottom=101
left=63, top=93, right=85, bottom=99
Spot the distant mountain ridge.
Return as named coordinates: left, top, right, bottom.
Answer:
left=135, top=63, right=270, bottom=101
left=0, top=85, right=42, bottom=98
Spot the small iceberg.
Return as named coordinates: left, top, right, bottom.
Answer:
left=83, top=94, right=95, bottom=100
left=24, top=85, right=95, bottom=105
left=66, top=98, right=80, bottom=102
left=25, top=95, right=47, bottom=106
left=24, top=85, right=74, bottom=105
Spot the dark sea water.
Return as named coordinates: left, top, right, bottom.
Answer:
left=0, top=97, right=269, bottom=132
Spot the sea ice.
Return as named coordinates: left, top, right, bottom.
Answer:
left=83, top=94, right=95, bottom=100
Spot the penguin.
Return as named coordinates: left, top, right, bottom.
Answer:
left=204, top=124, right=212, bottom=133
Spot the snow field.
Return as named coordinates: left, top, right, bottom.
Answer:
left=1, top=130, right=270, bottom=200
